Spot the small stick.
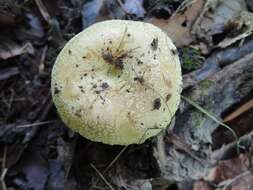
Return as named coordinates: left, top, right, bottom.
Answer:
left=17, top=120, right=57, bottom=128
left=90, top=163, right=115, bottom=190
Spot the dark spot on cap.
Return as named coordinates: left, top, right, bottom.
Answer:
left=134, top=76, right=144, bottom=84
left=137, top=60, right=143, bottom=65
left=101, top=82, right=109, bottom=89
left=109, top=40, right=112, bottom=44
left=99, top=95, right=105, bottom=103
left=141, top=122, right=144, bottom=125
left=114, top=58, right=124, bottom=70
left=153, top=98, right=161, bottom=110
left=54, top=87, right=61, bottom=94
left=75, top=110, right=82, bottom=117
left=75, top=64, right=79, bottom=68
left=171, top=49, right=178, bottom=55
left=68, top=50, right=72, bottom=54
left=84, top=73, right=87, bottom=76
left=95, top=90, right=101, bottom=94
left=91, top=69, right=94, bottom=71
left=127, top=33, right=131, bottom=37
left=126, top=89, right=130, bottom=93
left=92, top=84, right=97, bottom=88
left=78, top=86, right=85, bottom=93
left=166, top=94, right=171, bottom=102
left=82, top=56, right=86, bottom=59
left=151, top=38, right=158, bottom=50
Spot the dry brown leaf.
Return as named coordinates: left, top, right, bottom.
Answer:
left=206, top=154, right=250, bottom=183
left=193, top=181, right=213, bottom=190
left=228, top=172, right=253, bottom=190
left=0, top=10, right=16, bottom=27
left=148, top=0, right=205, bottom=47
left=191, top=0, right=249, bottom=51
left=217, top=11, right=253, bottom=48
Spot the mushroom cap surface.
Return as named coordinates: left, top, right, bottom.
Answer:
left=51, top=20, right=182, bottom=145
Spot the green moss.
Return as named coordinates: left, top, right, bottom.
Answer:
left=179, top=47, right=204, bottom=74
left=192, top=112, right=206, bottom=128
left=199, top=80, right=215, bottom=89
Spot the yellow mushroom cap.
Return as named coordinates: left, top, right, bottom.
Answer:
left=51, top=20, right=182, bottom=145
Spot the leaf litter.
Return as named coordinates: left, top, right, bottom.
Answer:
left=0, top=0, right=253, bottom=189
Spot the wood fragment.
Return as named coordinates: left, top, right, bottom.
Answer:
left=223, top=98, right=253, bottom=122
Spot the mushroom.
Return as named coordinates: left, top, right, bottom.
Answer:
left=51, top=20, right=182, bottom=145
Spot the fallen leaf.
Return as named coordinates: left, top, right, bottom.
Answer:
left=0, top=10, right=16, bottom=27
left=193, top=181, right=213, bottom=190
left=25, top=13, right=45, bottom=39
left=82, top=0, right=110, bottom=28
left=217, top=11, right=253, bottom=48
left=148, top=0, right=205, bottom=47
left=0, top=40, right=34, bottom=60
left=192, top=0, right=248, bottom=50
left=0, top=67, right=19, bottom=81
left=228, top=172, right=253, bottom=190
left=206, top=154, right=250, bottom=183
left=124, top=0, right=146, bottom=18
left=82, top=0, right=146, bottom=29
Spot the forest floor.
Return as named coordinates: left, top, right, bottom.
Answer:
left=0, top=0, right=253, bottom=190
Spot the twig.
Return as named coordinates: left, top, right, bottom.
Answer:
left=34, top=0, right=51, bottom=24
left=218, top=170, right=251, bottom=189
left=0, top=67, right=19, bottom=81
left=1, top=145, right=7, bottom=170
left=90, top=163, right=115, bottom=190
left=17, top=120, right=57, bottom=128
left=0, top=168, right=7, bottom=190
left=116, top=0, right=130, bottom=15
left=103, top=146, right=128, bottom=174
left=91, top=146, right=128, bottom=189
left=0, top=145, right=7, bottom=190
left=39, top=46, right=48, bottom=74
left=223, top=98, right=253, bottom=122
